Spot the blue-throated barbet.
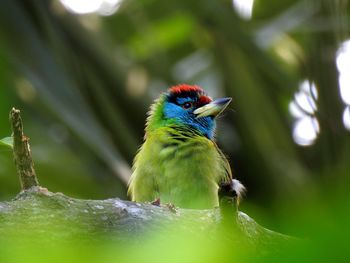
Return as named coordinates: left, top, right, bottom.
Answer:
left=128, top=84, right=245, bottom=209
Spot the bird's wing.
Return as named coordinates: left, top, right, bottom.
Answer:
left=214, top=142, right=246, bottom=202
left=128, top=134, right=164, bottom=202
left=213, top=142, right=232, bottom=183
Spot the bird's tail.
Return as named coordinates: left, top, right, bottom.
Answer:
left=218, top=179, right=246, bottom=207
left=232, top=179, right=246, bottom=204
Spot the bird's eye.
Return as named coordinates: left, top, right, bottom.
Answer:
left=182, top=102, right=193, bottom=109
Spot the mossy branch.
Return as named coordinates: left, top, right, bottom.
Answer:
left=10, top=107, right=39, bottom=190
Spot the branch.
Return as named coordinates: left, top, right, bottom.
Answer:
left=9, top=108, right=39, bottom=190
left=1, top=108, right=293, bottom=253
left=0, top=187, right=291, bottom=252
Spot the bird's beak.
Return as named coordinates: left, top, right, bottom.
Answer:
left=194, top=97, right=232, bottom=118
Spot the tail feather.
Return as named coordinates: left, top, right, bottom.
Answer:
left=232, top=179, right=246, bottom=204
left=218, top=179, right=246, bottom=206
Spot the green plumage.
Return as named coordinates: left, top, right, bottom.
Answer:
left=128, top=87, right=236, bottom=209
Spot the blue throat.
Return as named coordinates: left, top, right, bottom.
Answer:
left=163, top=101, right=216, bottom=139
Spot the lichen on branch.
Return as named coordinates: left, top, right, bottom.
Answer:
left=10, top=107, right=39, bottom=190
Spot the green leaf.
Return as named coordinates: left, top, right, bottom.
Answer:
left=0, top=136, right=13, bottom=149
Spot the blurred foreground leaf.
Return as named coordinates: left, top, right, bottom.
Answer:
left=0, top=187, right=293, bottom=262
left=0, top=137, right=13, bottom=149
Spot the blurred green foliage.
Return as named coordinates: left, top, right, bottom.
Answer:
left=0, top=1, right=350, bottom=257
left=0, top=137, right=13, bottom=149
left=1, top=193, right=350, bottom=263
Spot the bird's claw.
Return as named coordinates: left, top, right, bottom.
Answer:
left=165, top=203, right=177, bottom=213
left=150, top=197, right=161, bottom=206
left=149, top=198, right=177, bottom=213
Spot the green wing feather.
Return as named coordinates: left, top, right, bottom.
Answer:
left=214, top=141, right=233, bottom=183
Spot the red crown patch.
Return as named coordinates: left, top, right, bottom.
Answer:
left=168, top=84, right=204, bottom=94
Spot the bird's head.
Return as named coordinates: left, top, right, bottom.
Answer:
left=146, top=84, right=231, bottom=139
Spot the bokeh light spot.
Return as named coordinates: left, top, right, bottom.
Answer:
left=343, top=106, right=350, bottom=130
left=290, top=80, right=319, bottom=146
left=232, top=0, right=254, bottom=20
left=336, top=39, right=350, bottom=105
left=60, top=0, right=122, bottom=16
left=293, top=117, right=319, bottom=146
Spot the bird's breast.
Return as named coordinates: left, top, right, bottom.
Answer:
left=133, top=126, right=226, bottom=208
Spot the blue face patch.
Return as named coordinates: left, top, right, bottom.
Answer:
left=163, top=100, right=216, bottom=139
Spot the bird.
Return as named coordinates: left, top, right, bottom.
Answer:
left=128, top=84, right=245, bottom=209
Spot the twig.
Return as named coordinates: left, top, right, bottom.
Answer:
left=9, top=108, right=39, bottom=190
